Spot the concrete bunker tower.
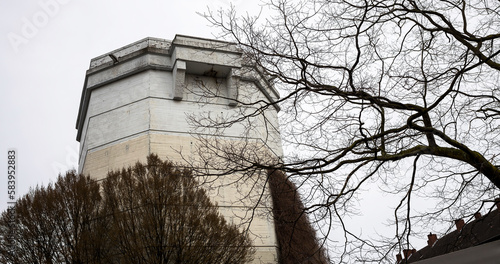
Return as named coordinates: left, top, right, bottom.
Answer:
left=76, top=35, right=283, bottom=263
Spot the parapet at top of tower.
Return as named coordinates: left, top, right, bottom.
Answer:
left=88, top=35, right=243, bottom=72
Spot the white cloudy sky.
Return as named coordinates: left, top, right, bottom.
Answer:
left=0, top=0, right=254, bottom=212
left=0, top=0, right=434, bottom=253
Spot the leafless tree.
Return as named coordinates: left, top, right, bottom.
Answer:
left=101, top=154, right=254, bottom=264
left=0, top=171, right=107, bottom=264
left=191, top=0, right=500, bottom=262
left=0, top=155, right=253, bottom=263
left=268, top=169, right=330, bottom=263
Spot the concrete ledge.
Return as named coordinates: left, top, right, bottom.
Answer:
left=89, top=37, right=171, bottom=70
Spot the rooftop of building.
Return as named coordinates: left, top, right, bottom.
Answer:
left=397, top=199, right=500, bottom=263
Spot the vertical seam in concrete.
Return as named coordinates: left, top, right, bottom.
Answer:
left=148, top=70, right=152, bottom=156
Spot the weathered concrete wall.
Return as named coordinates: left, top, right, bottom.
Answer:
left=76, top=35, right=283, bottom=264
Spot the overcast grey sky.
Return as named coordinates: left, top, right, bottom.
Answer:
left=0, top=1, right=435, bottom=254
left=0, top=0, right=254, bottom=212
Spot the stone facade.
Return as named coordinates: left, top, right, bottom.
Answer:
left=76, top=35, right=283, bottom=263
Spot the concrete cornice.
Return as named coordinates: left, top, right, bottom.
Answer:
left=171, top=34, right=242, bottom=55
left=89, top=37, right=171, bottom=71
